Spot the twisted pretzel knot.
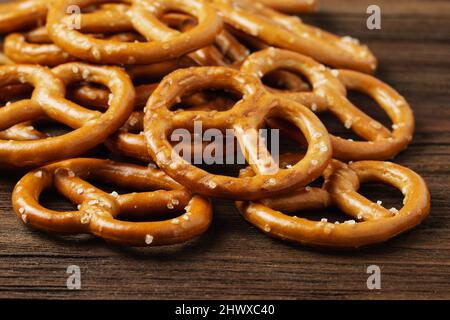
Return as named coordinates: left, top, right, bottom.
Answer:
left=0, top=57, right=196, bottom=111
left=66, top=26, right=250, bottom=112
left=143, top=66, right=332, bottom=200
left=13, top=158, right=212, bottom=246
left=46, top=0, right=222, bottom=65
left=236, top=153, right=430, bottom=248
left=242, top=49, right=414, bottom=160
left=106, top=91, right=235, bottom=161
left=212, top=0, right=377, bottom=73
left=0, top=0, right=47, bottom=34
left=0, top=63, right=134, bottom=167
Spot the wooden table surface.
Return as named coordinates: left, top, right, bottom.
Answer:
left=1, top=0, right=449, bottom=300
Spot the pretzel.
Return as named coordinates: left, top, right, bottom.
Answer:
left=46, top=0, right=223, bottom=65
left=0, top=0, right=47, bottom=34
left=242, top=49, right=414, bottom=160
left=0, top=122, right=47, bottom=141
left=236, top=153, right=430, bottom=248
left=107, top=93, right=235, bottom=161
left=12, top=158, right=212, bottom=246
left=0, top=63, right=134, bottom=167
left=3, top=3, right=148, bottom=67
left=0, top=51, right=14, bottom=65
left=127, top=57, right=196, bottom=80
left=222, top=30, right=311, bottom=92
left=3, top=26, right=148, bottom=66
left=0, top=65, right=47, bottom=142
left=4, top=30, right=76, bottom=67
left=256, top=0, right=318, bottom=13
left=69, top=57, right=196, bottom=109
left=0, top=62, right=39, bottom=142
left=143, top=66, right=331, bottom=200
left=70, top=83, right=159, bottom=111
left=214, top=27, right=250, bottom=66
left=4, top=7, right=225, bottom=67
left=68, top=31, right=246, bottom=110
left=241, top=48, right=343, bottom=111
left=161, top=13, right=226, bottom=67
left=212, top=0, right=377, bottom=73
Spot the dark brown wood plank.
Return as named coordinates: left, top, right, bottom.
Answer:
left=0, top=0, right=449, bottom=300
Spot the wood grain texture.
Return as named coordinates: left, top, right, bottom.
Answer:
left=0, top=0, right=449, bottom=300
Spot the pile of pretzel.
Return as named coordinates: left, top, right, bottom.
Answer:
left=0, top=0, right=430, bottom=249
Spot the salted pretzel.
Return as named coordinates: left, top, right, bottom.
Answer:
left=70, top=83, right=158, bottom=111
left=46, top=0, right=222, bottom=65
left=12, top=158, right=212, bottom=246
left=236, top=153, right=430, bottom=248
left=0, top=56, right=194, bottom=110
left=107, top=93, right=235, bottom=161
left=69, top=57, right=196, bottom=109
left=4, top=8, right=224, bottom=67
left=0, top=122, right=47, bottom=141
left=242, top=49, right=414, bottom=160
left=0, top=56, right=42, bottom=142
left=212, top=0, right=377, bottom=73
left=0, top=0, right=47, bottom=34
left=3, top=27, right=147, bottom=66
left=221, top=27, right=312, bottom=92
left=0, top=74, right=48, bottom=142
left=241, top=48, right=343, bottom=111
left=143, top=66, right=332, bottom=200
left=68, top=29, right=248, bottom=111
left=3, top=2, right=145, bottom=67
left=256, top=0, right=318, bottom=13
left=7, top=3, right=234, bottom=67
left=4, top=30, right=76, bottom=67
left=0, top=63, right=134, bottom=167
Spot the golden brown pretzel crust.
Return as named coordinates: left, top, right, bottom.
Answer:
left=12, top=158, right=213, bottom=246
left=236, top=153, right=430, bottom=248
left=0, top=51, right=14, bottom=65
left=256, top=0, right=318, bottom=13
left=46, top=0, right=223, bottom=65
left=106, top=93, right=235, bottom=161
left=144, top=66, right=332, bottom=200
left=0, top=0, right=430, bottom=251
left=212, top=0, right=377, bottom=73
left=0, top=63, right=134, bottom=167
left=242, top=49, right=414, bottom=161
left=0, top=0, right=47, bottom=34
left=241, top=48, right=345, bottom=112
left=4, top=7, right=231, bottom=67
left=4, top=31, right=76, bottom=66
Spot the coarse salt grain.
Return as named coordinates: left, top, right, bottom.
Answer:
left=389, top=208, right=399, bottom=215
left=145, top=234, right=154, bottom=245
